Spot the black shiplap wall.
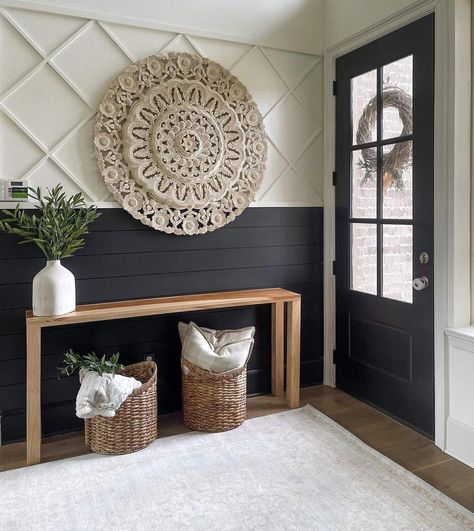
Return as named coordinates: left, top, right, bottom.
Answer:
left=0, top=207, right=323, bottom=444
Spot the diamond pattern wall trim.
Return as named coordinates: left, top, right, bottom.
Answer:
left=0, top=7, right=323, bottom=207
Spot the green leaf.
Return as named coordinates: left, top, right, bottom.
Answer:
left=0, top=184, right=101, bottom=260
left=58, top=349, right=123, bottom=378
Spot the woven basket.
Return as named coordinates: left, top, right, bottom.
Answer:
left=181, top=358, right=247, bottom=432
left=84, top=361, right=158, bottom=455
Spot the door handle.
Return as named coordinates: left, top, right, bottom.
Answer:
left=412, top=276, right=429, bottom=291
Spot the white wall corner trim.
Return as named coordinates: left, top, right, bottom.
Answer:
left=444, top=328, right=474, bottom=468
left=0, top=2, right=324, bottom=208
left=323, top=0, right=471, bottom=453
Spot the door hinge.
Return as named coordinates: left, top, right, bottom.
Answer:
left=332, top=80, right=337, bottom=96
left=332, top=260, right=336, bottom=275
left=332, top=171, right=337, bottom=186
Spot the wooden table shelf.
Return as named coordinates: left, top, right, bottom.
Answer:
left=25, top=288, right=301, bottom=466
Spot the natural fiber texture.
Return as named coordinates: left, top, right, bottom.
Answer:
left=2, top=406, right=473, bottom=530
left=94, top=52, right=267, bottom=235
left=181, top=358, right=247, bottom=432
left=356, top=86, right=412, bottom=190
left=84, top=361, right=157, bottom=455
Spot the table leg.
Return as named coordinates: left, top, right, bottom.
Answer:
left=26, top=323, right=41, bottom=466
left=271, top=302, right=284, bottom=397
left=286, top=299, right=301, bottom=408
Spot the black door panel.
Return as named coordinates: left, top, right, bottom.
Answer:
left=335, top=15, right=434, bottom=437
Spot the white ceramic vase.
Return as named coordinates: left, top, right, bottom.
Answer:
left=32, top=260, right=76, bottom=316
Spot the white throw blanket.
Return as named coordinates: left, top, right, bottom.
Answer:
left=76, top=369, right=141, bottom=419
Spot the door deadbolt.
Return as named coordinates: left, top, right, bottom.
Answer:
left=412, top=276, right=429, bottom=291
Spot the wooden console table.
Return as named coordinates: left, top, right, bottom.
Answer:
left=25, top=288, right=301, bottom=465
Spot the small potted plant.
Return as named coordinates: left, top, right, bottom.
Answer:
left=0, top=185, right=101, bottom=316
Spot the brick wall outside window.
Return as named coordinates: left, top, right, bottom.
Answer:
left=350, top=56, right=413, bottom=303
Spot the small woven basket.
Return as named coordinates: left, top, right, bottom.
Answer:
left=84, top=361, right=158, bottom=455
left=181, top=358, right=247, bottom=432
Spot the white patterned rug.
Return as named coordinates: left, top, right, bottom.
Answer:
left=1, top=405, right=473, bottom=530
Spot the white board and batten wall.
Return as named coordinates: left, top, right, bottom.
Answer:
left=444, top=329, right=474, bottom=468
left=0, top=0, right=325, bottom=208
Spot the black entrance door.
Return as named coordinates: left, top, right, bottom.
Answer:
left=335, top=15, right=434, bottom=437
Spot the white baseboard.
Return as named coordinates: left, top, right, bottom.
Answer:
left=446, top=416, right=474, bottom=468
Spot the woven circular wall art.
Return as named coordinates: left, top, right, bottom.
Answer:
left=94, top=52, right=267, bottom=235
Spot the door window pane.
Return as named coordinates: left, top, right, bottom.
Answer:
left=382, top=55, right=413, bottom=140
left=382, top=141, right=412, bottom=219
left=383, top=224, right=413, bottom=303
left=352, top=69, right=377, bottom=145
left=351, top=223, right=377, bottom=295
left=352, top=148, right=377, bottom=218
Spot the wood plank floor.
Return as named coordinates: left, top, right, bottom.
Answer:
left=1, top=385, right=473, bottom=512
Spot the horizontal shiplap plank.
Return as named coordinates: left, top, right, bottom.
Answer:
left=1, top=404, right=83, bottom=444
left=90, top=207, right=323, bottom=232
left=40, top=318, right=322, bottom=362
left=1, top=354, right=181, bottom=411
left=0, top=316, right=322, bottom=364
left=0, top=264, right=321, bottom=310
left=0, top=225, right=321, bottom=260
left=0, top=332, right=323, bottom=388
left=0, top=281, right=322, bottom=339
left=0, top=312, right=25, bottom=338
left=300, top=359, right=324, bottom=387
left=0, top=319, right=323, bottom=385
left=0, top=245, right=321, bottom=285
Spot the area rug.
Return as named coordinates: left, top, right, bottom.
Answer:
left=1, top=405, right=473, bottom=530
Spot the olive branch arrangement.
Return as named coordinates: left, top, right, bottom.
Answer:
left=0, top=185, right=101, bottom=260
left=59, top=349, right=124, bottom=377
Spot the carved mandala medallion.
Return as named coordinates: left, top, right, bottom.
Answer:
left=94, top=53, right=267, bottom=235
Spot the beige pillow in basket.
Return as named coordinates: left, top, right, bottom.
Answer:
left=178, top=321, right=255, bottom=348
left=180, top=321, right=255, bottom=374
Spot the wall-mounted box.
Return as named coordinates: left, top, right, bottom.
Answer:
left=0, top=180, right=29, bottom=202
